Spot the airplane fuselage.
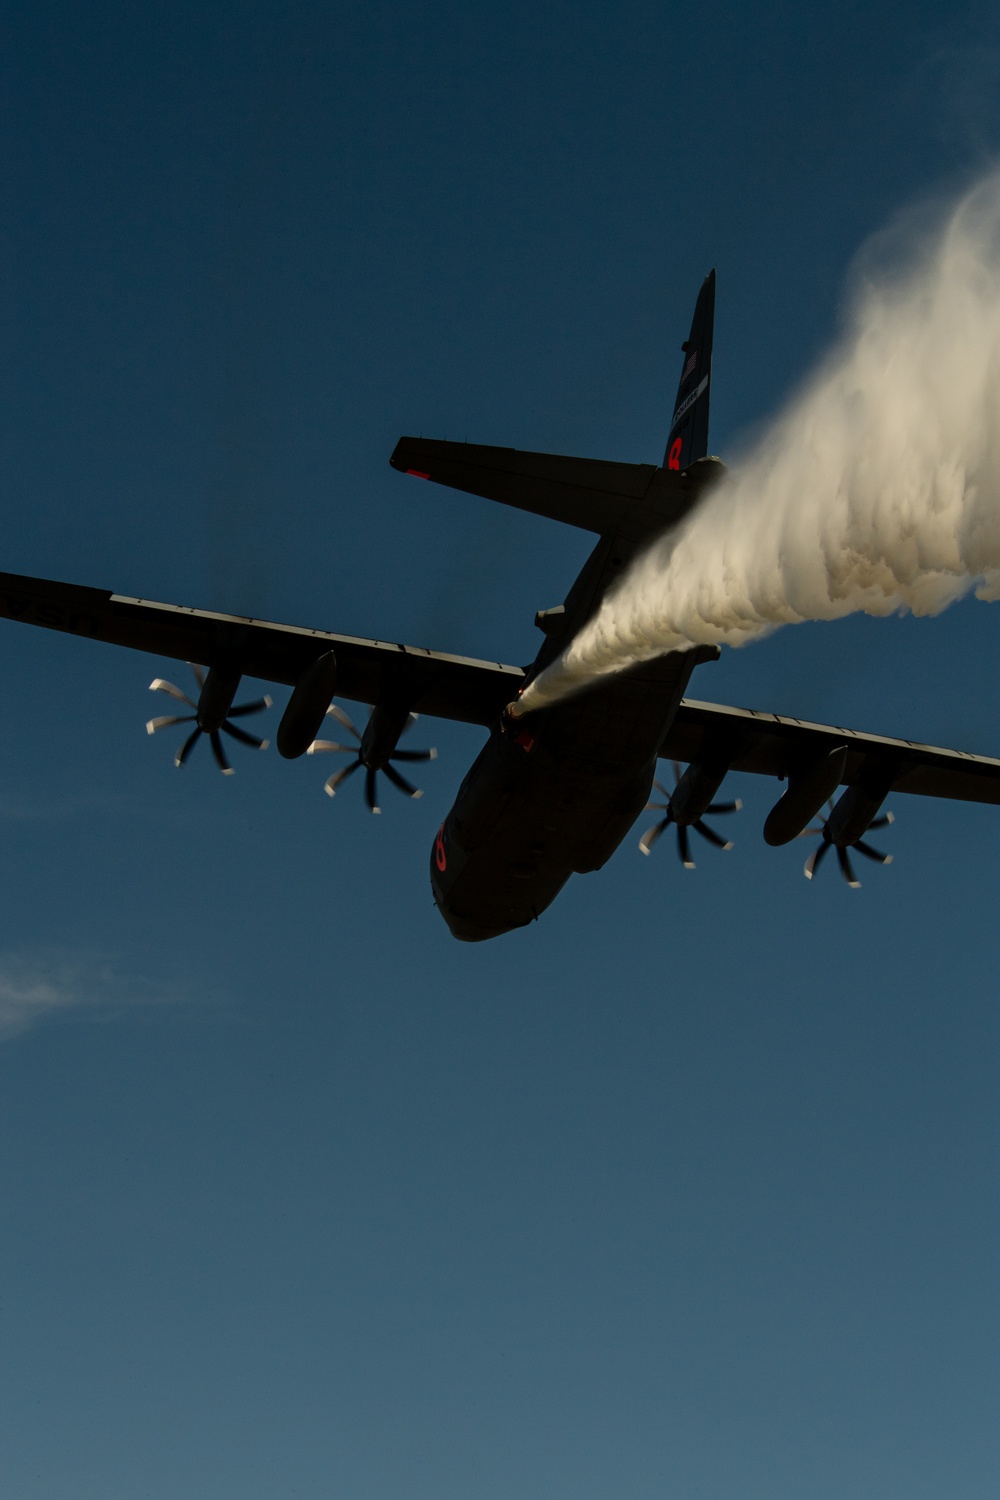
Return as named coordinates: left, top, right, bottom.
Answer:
left=429, top=531, right=709, bottom=940
left=429, top=679, right=687, bottom=940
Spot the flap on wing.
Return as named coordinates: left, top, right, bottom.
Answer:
left=663, top=698, right=1000, bottom=807
left=0, top=571, right=523, bottom=726
left=391, top=437, right=725, bottom=542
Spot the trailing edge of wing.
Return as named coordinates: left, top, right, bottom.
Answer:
left=391, top=437, right=726, bottom=543
left=0, top=570, right=523, bottom=726
left=664, top=698, right=1000, bottom=807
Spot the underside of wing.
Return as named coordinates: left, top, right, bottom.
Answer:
left=0, top=571, right=524, bottom=726
left=7, top=569, right=997, bottom=805
left=663, top=697, right=1000, bottom=806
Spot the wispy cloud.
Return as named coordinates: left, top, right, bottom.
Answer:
left=0, top=788, right=161, bottom=823
left=0, top=954, right=201, bottom=1042
left=0, top=970, right=78, bottom=1038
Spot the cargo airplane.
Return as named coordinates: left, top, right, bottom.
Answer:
left=3, top=273, right=999, bottom=940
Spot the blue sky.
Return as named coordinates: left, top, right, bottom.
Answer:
left=0, top=4, right=998, bottom=1497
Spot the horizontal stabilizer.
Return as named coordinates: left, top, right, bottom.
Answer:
left=391, top=437, right=725, bottom=542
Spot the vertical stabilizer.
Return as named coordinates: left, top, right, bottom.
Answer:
left=663, top=270, right=715, bottom=471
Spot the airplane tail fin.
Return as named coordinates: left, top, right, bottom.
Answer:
left=664, top=269, right=715, bottom=471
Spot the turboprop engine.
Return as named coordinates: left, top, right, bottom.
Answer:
left=146, top=664, right=272, bottom=773
left=639, top=758, right=741, bottom=866
left=307, top=699, right=437, bottom=812
left=800, top=766, right=897, bottom=886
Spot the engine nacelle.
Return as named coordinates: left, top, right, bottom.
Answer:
left=826, top=784, right=885, bottom=846
left=277, top=650, right=339, bottom=759
left=361, top=701, right=413, bottom=769
left=196, top=667, right=242, bottom=732
left=763, top=744, right=848, bottom=846
left=669, top=758, right=731, bottom=825
left=824, top=760, right=897, bottom=844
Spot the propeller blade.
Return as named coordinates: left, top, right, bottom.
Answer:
left=836, top=845, right=861, bottom=888
left=150, top=678, right=197, bottom=707
left=383, top=763, right=422, bottom=799
left=221, top=721, right=269, bottom=751
left=705, top=798, right=742, bottom=815
left=678, top=824, right=695, bottom=869
left=692, top=818, right=733, bottom=851
left=209, top=730, right=234, bottom=775
left=365, top=767, right=381, bottom=814
left=854, top=838, right=892, bottom=865
left=804, top=838, right=832, bottom=880
left=638, top=815, right=671, bottom=855
left=146, top=714, right=196, bottom=735
left=391, top=748, right=437, bottom=763
left=869, top=812, right=895, bottom=829
left=671, top=761, right=683, bottom=787
left=175, top=727, right=202, bottom=767
left=306, top=740, right=353, bottom=754
left=227, top=696, right=273, bottom=718
left=188, top=663, right=206, bottom=689
left=651, top=780, right=671, bottom=801
left=323, top=760, right=362, bottom=797
left=325, top=703, right=360, bottom=739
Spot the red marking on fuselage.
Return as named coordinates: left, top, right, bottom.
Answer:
left=406, top=469, right=431, bottom=480
left=515, top=730, right=535, bottom=753
left=434, top=825, right=447, bottom=871
left=667, top=438, right=683, bottom=471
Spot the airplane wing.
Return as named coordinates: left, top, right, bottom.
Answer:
left=3, top=568, right=999, bottom=805
left=0, top=570, right=524, bottom=727
left=664, top=698, right=1000, bottom=806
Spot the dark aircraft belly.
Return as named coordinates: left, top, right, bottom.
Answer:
left=431, top=763, right=653, bottom=940
left=430, top=658, right=696, bottom=941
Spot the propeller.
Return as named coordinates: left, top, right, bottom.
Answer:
left=145, top=664, right=272, bottom=774
left=800, top=803, right=894, bottom=887
left=307, top=703, right=437, bottom=813
left=639, top=763, right=742, bottom=867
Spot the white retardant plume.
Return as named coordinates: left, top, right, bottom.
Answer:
left=516, top=176, right=1000, bottom=715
